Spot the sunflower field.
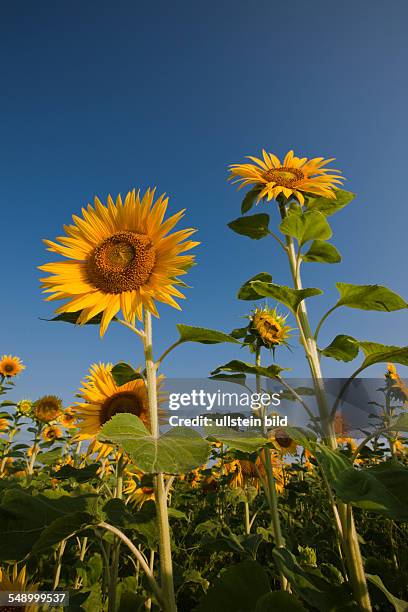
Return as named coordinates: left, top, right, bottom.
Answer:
left=1, top=151, right=408, bottom=612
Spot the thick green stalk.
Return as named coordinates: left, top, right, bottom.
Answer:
left=255, top=347, right=288, bottom=591
left=108, top=454, right=124, bottom=612
left=143, top=311, right=177, bottom=612
left=278, top=203, right=372, bottom=611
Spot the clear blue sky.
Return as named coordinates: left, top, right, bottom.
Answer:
left=1, top=0, right=408, bottom=404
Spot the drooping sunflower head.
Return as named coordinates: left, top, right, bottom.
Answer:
left=34, top=395, right=63, bottom=423
left=124, top=477, right=155, bottom=508
left=386, top=363, right=408, bottom=403
left=0, top=418, right=10, bottom=431
left=71, top=362, right=162, bottom=456
left=42, top=425, right=63, bottom=442
left=269, top=428, right=298, bottom=455
left=39, top=188, right=199, bottom=336
left=0, top=355, right=25, bottom=378
left=229, top=149, right=344, bottom=205
left=250, top=306, right=292, bottom=349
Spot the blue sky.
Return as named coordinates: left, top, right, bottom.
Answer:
left=1, top=0, right=408, bottom=404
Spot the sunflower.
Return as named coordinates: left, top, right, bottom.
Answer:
left=17, top=399, right=33, bottom=415
left=229, top=149, right=344, bottom=204
left=39, top=188, right=199, bottom=336
left=269, top=428, right=298, bottom=455
left=42, top=425, right=63, bottom=442
left=333, top=414, right=357, bottom=452
left=251, top=306, right=291, bottom=348
left=58, top=408, right=78, bottom=429
left=71, top=362, right=162, bottom=459
left=0, top=418, right=10, bottom=431
left=33, top=395, right=63, bottom=423
left=0, top=564, right=37, bottom=612
left=124, top=478, right=155, bottom=508
left=0, top=355, right=25, bottom=378
left=386, top=363, right=408, bottom=403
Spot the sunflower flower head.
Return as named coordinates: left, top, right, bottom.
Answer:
left=124, top=478, right=155, bottom=508
left=250, top=306, right=292, bottom=349
left=34, top=395, right=63, bottom=423
left=0, top=418, right=11, bottom=431
left=269, top=428, right=298, bottom=456
left=229, top=149, right=344, bottom=205
left=58, top=408, right=78, bottom=429
left=0, top=564, right=38, bottom=611
left=42, top=425, right=63, bottom=442
left=17, top=399, right=33, bottom=415
left=39, top=188, right=199, bottom=336
left=0, top=355, right=25, bottom=378
left=386, top=363, right=408, bottom=403
left=71, top=362, right=163, bottom=458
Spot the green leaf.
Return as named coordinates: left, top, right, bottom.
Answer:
left=195, top=560, right=270, bottom=612
left=359, top=343, right=408, bottom=369
left=255, top=592, right=307, bottom=612
left=33, top=511, right=93, bottom=552
left=44, top=312, right=117, bottom=325
left=366, top=574, right=408, bottom=612
left=0, top=489, right=99, bottom=560
left=389, top=412, right=408, bottom=432
left=206, top=427, right=267, bottom=452
left=332, top=460, right=408, bottom=521
left=36, top=448, right=62, bottom=465
left=176, top=324, right=239, bottom=345
left=305, top=189, right=355, bottom=216
left=241, top=187, right=261, bottom=214
left=273, top=548, right=357, bottom=611
left=54, top=464, right=100, bottom=483
left=336, top=283, right=408, bottom=311
left=111, top=362, right=143, bottom=386
left=237, top=272, right=272, bottom=301
left=315, top=445, right=353, bottom=482
left=303, top=240, right=341, bottom=264
left=228, top=213, right=270, bottom=240
left=211, top=360, right=284, bottom=378
left=320, top=335, right=359, bottom=362
left=98, top=414, right=210, bottom=474
left=250, top=281, right=322, bottom=314
left=279, top=210, right=332, bottom=245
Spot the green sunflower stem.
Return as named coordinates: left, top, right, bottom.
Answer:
left=143, top=310, right=177, bottom=612
left=255, top=346, right=288, bottom=592
left=108, top=454, right=124, bottom=612
left=278, top=201, right=372, bottom=612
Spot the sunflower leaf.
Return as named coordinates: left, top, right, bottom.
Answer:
left=366, top=574, right=408, bottom=612
left=241, top=187, right=261, bottom=214
left=302, top=240, right=341, bottom=264
left=237, top=273, right=273, bottom=301
left=335, top=283, right=408, bottom=311
left=250, top=281, right=322, bottom=314
left=279, top=210, right=332, bottom=246
left=98, top=414, right=210, bottom=474
left=43, top=311, right=117, bottom=325
left=228, top=214, right=270, bottom=240
left=320, top=335, right=360, bottom=362
left=211, top=360, right=284, bottom=378
left=176, top=325, right=240, bottom=345
left=304, top=189, right=355, bottom=216
left=359, top=342, right=408, bottom=370
left=111, top=362, right=143, bottom=386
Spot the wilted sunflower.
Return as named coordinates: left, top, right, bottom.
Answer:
left=39, top=188, right=199, bottom=336
left=269, top=428, right=298, bottom=455
left=229, top=149, right=344, bottom=204
left=251, top=306, right=291, bottom=349
left=124, top=478, right=155, bottom=508
left=0, top=355, right=25, bottom=378
left=386, top=363, right=408, bottom=403
left=34, top=395, right=63, bottom=422
left=71, top=362, right=162, bottom=458
left=42, top=425, right=63, bottom=442
left=0, top=564, right=37, bottom=611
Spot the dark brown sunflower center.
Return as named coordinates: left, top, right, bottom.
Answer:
left=87, top=231, right=156, bottom=294
left=100, top=391, right=144, bottom=425
left=275, top=429, right=293, bottom=448
left=263, top=166, right=304, bottom=187
left=3, top=363, right=15, bottom=373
